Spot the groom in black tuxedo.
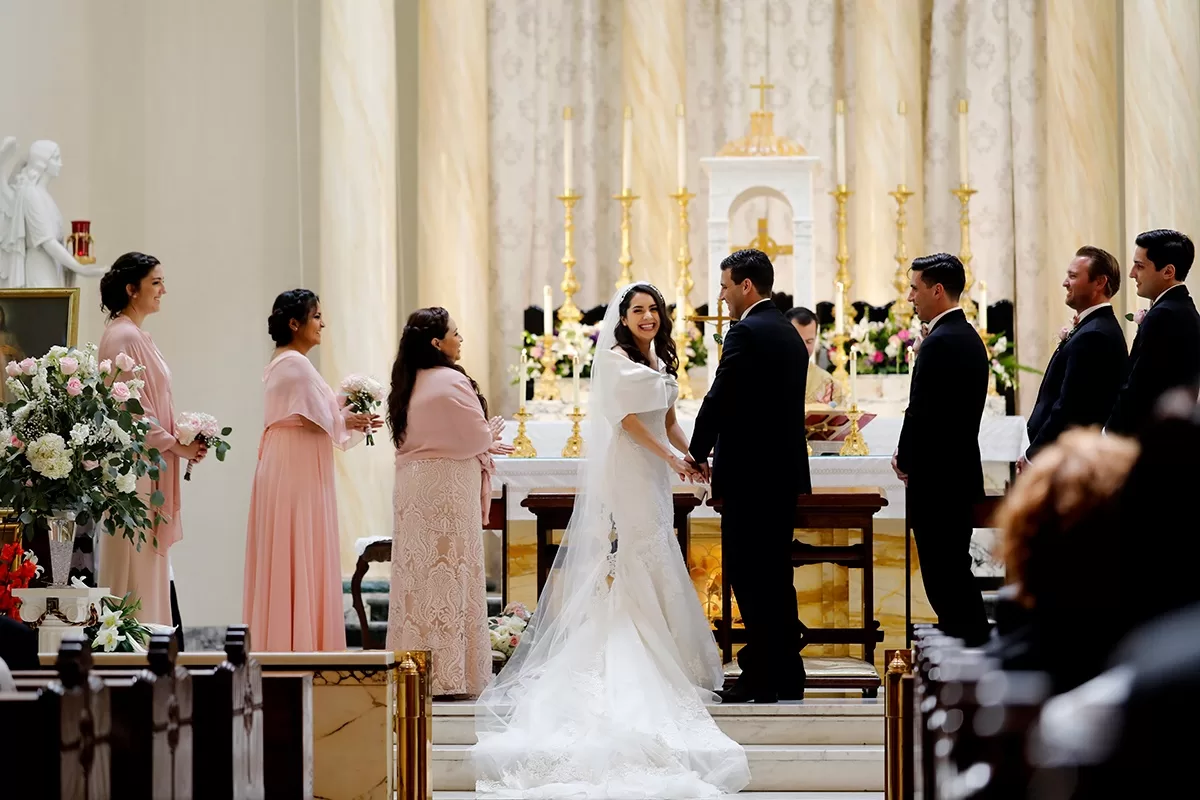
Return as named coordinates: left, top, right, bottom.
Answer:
left=689, top=248, right=811, bottom=703
left=1106, top=229, right=1200, bottom=435
left=1022, top=246, right=1128, bottom=467
left=892, top=253, right=991, bottom=646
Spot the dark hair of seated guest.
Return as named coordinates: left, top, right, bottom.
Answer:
left=0, top=614, right=39, bottom=671
left=991, top=428, right=1139, bottom=692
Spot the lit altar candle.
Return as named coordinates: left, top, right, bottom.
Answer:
left=563, top=106, right=573, bottom=195
left=898, top=100, right=909, bottom=188
left=676, top=104, right=687, bottom=190
left=906, top=345, right=914, bottom=370
left=835, top=281, right=845, bottom=335
left=958, top=99, right=970, bottom=185
left=849, top=345, right=859, bottom=408
left=978, top=281, right=989, bottom=331
left=519, top=355, right=528, bottom=407
left=543, top=285, right=553, bottom=334
left=621, top=106, right=633, bottom=193
left=835, top=99, right=847, bottom=186
left=572, top=355, right=581, bottom=406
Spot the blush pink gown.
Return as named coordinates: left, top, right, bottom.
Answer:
left=386, top=367, right=495, bottom=696
left=243, top=349, right=358, bottom=651
left=98, top=316, right=182, bottom=625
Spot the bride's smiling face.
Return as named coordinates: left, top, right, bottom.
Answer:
left=621, top=291, right=660, bottom=347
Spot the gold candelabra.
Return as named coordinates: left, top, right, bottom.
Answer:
left=839, top=405, right=870, bottom=456
left=829, top=332, right=851, bottom=397
left=614, top=190, right=639, bottom=288
left=952, top=184, right=979, bottom=321
left=561, top=406, right=585, bottom=457
left=557, top=191, right=583, bottom=326
left=533, top=333, right=560, bottom=401
left=888, top=185, right=916, bottom=328
left=670, top=189, right=697, bottom=320
left=830, top=185, right=856, bottom=324
left=511, top=406, right=537, bottom=458
left=672, top=318, right=694, bottom=400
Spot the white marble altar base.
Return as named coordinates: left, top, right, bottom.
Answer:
left=14, top=586, right=108, bottom=652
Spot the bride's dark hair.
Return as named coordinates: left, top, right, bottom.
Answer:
left=388, top=307, right=488, bottom=447
left=612, top=283, right=679, bottom=377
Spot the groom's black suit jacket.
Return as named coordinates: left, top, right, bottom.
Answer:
left=690, top=301, right=812, bottom=502
left=1026, top=305, right=1128, bottom=458
left=896, top=308, right=988, bottom=508
left=1106, top=285, right=1200, bottom=435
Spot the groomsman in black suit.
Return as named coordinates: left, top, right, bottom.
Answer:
left=1106, top=229, right=1200, bottom=435
left=892, top=253, right=991, bottom=646
left=1021, top=246, right=1129, bottom=468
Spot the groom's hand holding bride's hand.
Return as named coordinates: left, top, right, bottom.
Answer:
left=684, top=455, right=711, bottom=483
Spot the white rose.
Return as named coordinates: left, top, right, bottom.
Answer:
left=69, top=423, right=91, bottom=447
left=115, top=471, right=138, bottom=494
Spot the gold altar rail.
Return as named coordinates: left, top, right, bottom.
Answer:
left=884, top=648, right=914, bottom=800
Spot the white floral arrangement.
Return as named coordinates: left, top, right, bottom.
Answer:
left=72, top=578, right=154, bottom=653
left=488, top=601, right=532, bottom=663
left=174, top=411, right=232, bottom=480
left=339, top=374, right=385, bottom=445
left=0, top=345, right=167, bottom=548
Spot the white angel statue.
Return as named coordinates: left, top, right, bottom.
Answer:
left=0, top=137, right=104, bottom=288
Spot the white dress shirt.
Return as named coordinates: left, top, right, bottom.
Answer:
left=741, top=297, right=774, bottom=318
left=1075, top=301, right=1112, bottom=324
left=926, top=305, right=965, bottom=332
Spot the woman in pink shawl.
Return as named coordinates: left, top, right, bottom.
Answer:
left=243, top=290, right=381, bottom=651
left=386, top=307, right=511, bottom=698
left=98, top=252, right=208, bottom=628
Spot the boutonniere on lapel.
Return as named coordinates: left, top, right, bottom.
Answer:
left=1124, top=309, right=1148, bottom=325
left=1057, top=314, right=1081, bottom=346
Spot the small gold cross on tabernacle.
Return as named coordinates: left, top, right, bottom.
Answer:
left=751, top=76, right=774, bottom=110
left=733, top=217, right=794, bottom=262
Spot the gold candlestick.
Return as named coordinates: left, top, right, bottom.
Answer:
left=511, top=406, right=537, bottom=458
left=979, top=328, right=1000, bottom=396
left=561, top=406, right=585, bottom=458
left=556, top=191, right=583, bottom=326
left=670, top=189, right=697, bottom=321
left=533, top=333, right=560, bottom=401
left=830, top=332, right=851, bottom=397
left=952, top=184, right=979, bottom=320
left=839, top=404, right=870, bottom=456
left=672, top=317, right=694, bottom=400
left=888, top=185, right=916, bottom=328
left=614, top=190, right=639, bottom=288
left=830, top=185, right=857, bottom=323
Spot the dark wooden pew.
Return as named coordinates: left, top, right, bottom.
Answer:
left=190, top=625, right=265, bottom=800
left=0, top=636, right=113, bottom=800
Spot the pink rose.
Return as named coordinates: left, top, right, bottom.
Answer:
left=59, top=356, right=79, bottom=375
left=1134, top=309, right=1147, bottom=326
left=19, top=358, right=36, bottom=375
left=10, top=436, right=21, bottom=448
left=509, top=635, right=519, bottom=647
left=65, top=377, right=83, bottom=396
left=115, top=352, right=136, bottom=373
left=4, top=361, right=20, bottom=377
left=872, top=350, right=885, bottom=364
left=111, top=381, right=131, bottom=402
left=897, top=328, right=911, bottom=342
left=98, top=359, right=113, bottom=375
left=1058, top=326, right=1071, bottom=342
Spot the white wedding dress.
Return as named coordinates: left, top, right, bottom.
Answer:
left=475, top=285, right=750, bottom=799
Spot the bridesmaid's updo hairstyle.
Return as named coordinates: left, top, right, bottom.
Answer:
left=268, top=289, right=320, bottom=346
left=388, top=307, right=488, bottom=447
left=100, top=252, right=161, bottom=320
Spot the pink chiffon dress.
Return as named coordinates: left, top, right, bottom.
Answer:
left=243, top=349, right=359, bottom=651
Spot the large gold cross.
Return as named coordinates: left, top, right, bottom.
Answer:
left=751, top=76, right=774, bottom=110
left=732, top=217, right=794, bottom=262
left=687, top=299, right=732, bottom=361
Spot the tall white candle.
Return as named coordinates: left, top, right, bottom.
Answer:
left=835, top=99, right=847, bottom=186
left=835, top=281, right=845, bottom=335
left=906, top=345, right=914, bottom=370
left=543, top=285, right=553, bottom=334
left=621, top=106, right=633, bottom=193
left=572, top=355, right=581, bottom=406
left=849, top=345, right=858, bottom=408
left=519, top=356, right=527, bottom=408
left=958, top=99, right=970, bottom=185
left=563, top=106, right=573, bottom=195
left=676, top=104, right=687, bottom=191
left=978, top=281, right=989, bottom=331
left=898, top=100, right=909, bottom=188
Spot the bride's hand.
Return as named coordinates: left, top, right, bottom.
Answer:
left=668, top=456, right=694, bottom=482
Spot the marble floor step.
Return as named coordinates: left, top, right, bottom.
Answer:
left=433, top=743, right=885, bottom=793
left=436, top=794, right=883, bottom=799
left=434, top=699, right=883, bottom=746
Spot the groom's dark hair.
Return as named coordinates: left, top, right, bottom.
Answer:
left=911, top=253, right=966, bottom=299
left=722, top=249, right=774, bottom=295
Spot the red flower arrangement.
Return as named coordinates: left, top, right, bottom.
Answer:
left=0, top=542, right=41, bottom=618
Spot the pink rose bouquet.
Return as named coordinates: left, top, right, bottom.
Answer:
left=175, top=411, right=233, bottom=481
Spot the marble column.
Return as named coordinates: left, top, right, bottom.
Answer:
left=622, top=0, right=686, bottom=293
left=417, top=0, right=490, bottom=393
left=852, top=0, right=923, bottom=305
left=320, top=0, right=398, bottom=573
left=1045, top=0, right=1120, bottom=357
left=1124, top=0, right=1200, bottom=318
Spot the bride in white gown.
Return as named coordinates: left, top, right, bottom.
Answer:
left=475, top=282, right=751, bottom=798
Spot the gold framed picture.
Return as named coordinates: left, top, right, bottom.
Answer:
left=0, top=287, right=80, bottom=391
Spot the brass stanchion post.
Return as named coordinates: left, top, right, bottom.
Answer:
left=885, top=649, right=914, bottom=800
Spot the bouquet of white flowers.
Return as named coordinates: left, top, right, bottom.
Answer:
left=74, top=581, right=153, bottom=653
left=0, top=344, right=166, bottom=548
left=488, top=602, right=532, bottom=665
left=340, top=374, right=384, bottom=446
left=175, top=411, right=232, bottom=481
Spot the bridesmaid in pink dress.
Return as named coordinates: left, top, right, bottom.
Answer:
left=243, top=290, right=382, bottom=651
left=97, top=252, right=208, bottom=626
left=386, top=307, right=512, bottom=698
